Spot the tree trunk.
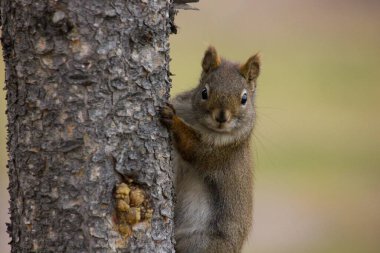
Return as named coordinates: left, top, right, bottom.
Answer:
left=1, top=0, right=174, bottom=252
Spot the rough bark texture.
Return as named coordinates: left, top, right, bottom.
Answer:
left=1, top=0, right=174, bottom=252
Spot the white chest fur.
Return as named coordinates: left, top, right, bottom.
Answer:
left=174, top=154, right=211, bottom=238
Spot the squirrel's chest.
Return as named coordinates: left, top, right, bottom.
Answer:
left=174, top=156, right=211, bottom=236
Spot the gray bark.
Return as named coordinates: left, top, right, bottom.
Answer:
left=1, top=0, right=174, bottom=252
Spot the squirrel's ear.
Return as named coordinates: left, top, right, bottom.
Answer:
left=202, top=46, right=221, bottom=73
left=240, top=53, right=261, bottom=84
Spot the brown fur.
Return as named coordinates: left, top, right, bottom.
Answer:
left=240, top=53, right=261, bottom=87
left=160, top=46, right=261, bottom=253
left=202, top=46, right=222, bottom=73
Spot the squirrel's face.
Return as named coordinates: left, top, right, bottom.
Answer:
left=192, top=46, right=261, bottom=135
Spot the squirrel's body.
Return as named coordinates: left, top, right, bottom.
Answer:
left=161, top=47, right=261, bottom=253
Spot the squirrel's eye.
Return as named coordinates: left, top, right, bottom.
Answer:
left=241, top=92, right=248, bottom=105
left=201, top=88, right=208, bottom=100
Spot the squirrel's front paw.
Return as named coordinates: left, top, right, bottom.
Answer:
left=160, top=103, right=176, bottom=128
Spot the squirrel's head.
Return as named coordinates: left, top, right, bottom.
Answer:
left=192, top=46, right=261, bottom=142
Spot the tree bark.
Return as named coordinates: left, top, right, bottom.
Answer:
left=1, top=0, right=174, bottom=252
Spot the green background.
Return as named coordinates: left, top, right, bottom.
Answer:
left=1, top=0, right=380, bottom=252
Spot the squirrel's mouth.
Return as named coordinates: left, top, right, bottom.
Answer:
left=203, top=122, right=230, bottom=133
left=211, top=122, right=233, bottom=133
left=201, top=117, right=235, bottom=133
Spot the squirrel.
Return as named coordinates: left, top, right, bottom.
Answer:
left=160, top=46, right=261, bottom=253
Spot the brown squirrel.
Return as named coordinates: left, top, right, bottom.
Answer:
left=160, top=46, right=260, bottom=253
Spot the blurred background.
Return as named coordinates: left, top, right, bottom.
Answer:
left=1, top=0, right=380, bottom=252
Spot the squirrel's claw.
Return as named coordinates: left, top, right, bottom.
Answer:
left=160, top=103, right=176, bottom=128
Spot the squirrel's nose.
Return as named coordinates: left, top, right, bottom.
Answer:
left=215, top=110, right=231, bottom=123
